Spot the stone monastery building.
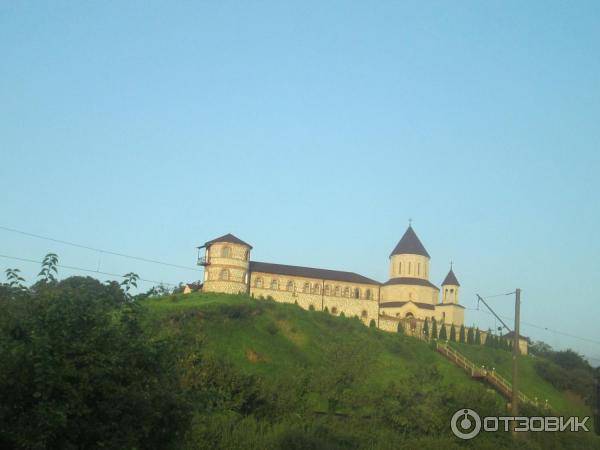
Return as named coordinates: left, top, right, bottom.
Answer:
left=198, top=225, right=465, bottom=329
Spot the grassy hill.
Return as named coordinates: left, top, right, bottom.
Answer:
left=140, top=291, right=597, bottom=449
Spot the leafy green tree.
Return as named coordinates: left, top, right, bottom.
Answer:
left=431, top=318, right=438, bottom=339
left=467, top=327, right=474, bottom=344
left=121, top=272, right=140, bottom=296
left=439, top=323, right=447, bottom=340
left=459, top=324, right=465, bottom=343
left=0, top=276, right=190, bottom=449
left=38, top=253, right=58, bottom=283
left=423, top=318, right=429, bottom=337
left=475, top=328, right=481, bottom=345
left=5, top=268, right=25, bottom=289
left=449, top=324, right=456, bottom=342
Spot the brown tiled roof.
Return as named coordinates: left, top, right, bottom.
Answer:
left=382, top=277, right=439, bottom=290
left=249, top=261, right=380, bottom=285
left=390, top=226, right=430, bottom=258
left=441, top=268, right=460, bottom=286
left=379, top=300, right=435, bottom=310
left=202, top=233, right=253, bottom=249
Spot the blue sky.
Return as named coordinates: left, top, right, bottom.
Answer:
left=1, top=1, right=599, bottom=362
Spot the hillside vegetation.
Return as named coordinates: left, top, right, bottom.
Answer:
left=1, top=278, right=597, bottom=450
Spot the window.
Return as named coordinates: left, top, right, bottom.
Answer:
left=324, top=284, right=331, bottom=295
left=354, top=288, right=360, bottom=299
left=314, top=284, right=321, bottom=295
left=399, top=262, right=402, bottom=274
left=222, top=246, right=231, bottom=258
left=243, top=249, right=249, bottom=260
left=286, top=281, right=295, bottom=292
left=270, top=279, right=279, bottom=290
left=255, top=277, right=263, bottom=288
left=343, top=287, right=350, bottom=297
left=405, top=312, right=414, bottom=318
left=334, top=286, right=340, bottom=296
left=303, top=282, right=310, bottom=293
left=219, top=269, right=229, bottom=281
left=442, top=312, right=446, bottom=321
left=450, top=288, right=454, bottom=293
left=361, top=310, right=368, bottom=318
left=365, top=289, right=371, bottom=300
left=408, top=262, right=411, bottom=274
left=331, top=307, right=338, bottom=315
left=417, top=263, right=420, bottom=276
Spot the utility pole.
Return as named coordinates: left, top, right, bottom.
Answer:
left=511, top=288, right=521, bottom=420
left=594, top=371, right=599, bottom=436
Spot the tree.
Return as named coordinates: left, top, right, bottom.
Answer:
left=459, top=324, right=466, bottom=343
left=38, top=253, right=58, bottom=283
left=423, top=318, right=429, bottom=337
left=431, top=318, right=438, bottom=339
left=449, top=324, right=456, bottom=342
left=5, top=268, right=25, bottom=289
left=397, top=322, right=404, bottom=334
left=475, top=328, right=481, bottom=345
left=439, top=323, right=447, bottom=340
left=0, top=276, right=190, bottom=449
left=467, top=327, right=474, bottom=344
left=120, top=272, right=140, bottom=296
left=369, top=319, right=376, bottom=328
left=485, top=329, right=493, bottom=347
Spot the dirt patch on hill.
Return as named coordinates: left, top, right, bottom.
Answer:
left=245, top=349, right=268, bottom=363
left=277, top=320, right=307, bottom=346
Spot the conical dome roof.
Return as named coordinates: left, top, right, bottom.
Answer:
left=442, top=268, right=460, bottom=286
left=389, top=226, right=430, bottom=258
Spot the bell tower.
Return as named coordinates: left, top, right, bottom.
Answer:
left=441, top=264, right=460, bottom=304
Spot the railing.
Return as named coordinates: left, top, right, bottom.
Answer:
left=197, top=256, right=209, bottom=266
left=435, top=342, right=550, bottom=409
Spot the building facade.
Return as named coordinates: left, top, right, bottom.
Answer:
left=197, top=225, right=465, bottom=328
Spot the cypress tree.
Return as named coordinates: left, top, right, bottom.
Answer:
left=432, top=318, right=438, bottom=339
left=459, top=324, right=466, bottom=343
left=467, top=327, right=474, bottom=344
left=450, top=324, right=456, bottom=342
left=423, top=318, right=429, bottom=337
left=397, top=322, right=404, bottom=334
left=439, top=323, right=447, bottom=340
left=475, top=328, right=481, bottom=345
left=485, top=329, right=493, bottom=346
left=369, top=319, right=376, bottom=328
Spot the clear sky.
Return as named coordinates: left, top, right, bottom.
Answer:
left=1, top=1, right=599, bottom=362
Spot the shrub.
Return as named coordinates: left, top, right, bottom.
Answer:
left=369, top=319, right=376, bottom=328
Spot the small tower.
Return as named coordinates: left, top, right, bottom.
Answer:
left=441, top=264, right=460, bottom=304
left=197, top=233, right=252, bottom=294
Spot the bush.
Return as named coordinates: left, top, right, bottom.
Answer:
left=369, top=319, right=376, bottom=328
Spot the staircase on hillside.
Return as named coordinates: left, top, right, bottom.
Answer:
left=434, top=342, right=550, bottom=410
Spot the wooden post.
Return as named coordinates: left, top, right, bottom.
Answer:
left=511, top=289, right=521, bottom=431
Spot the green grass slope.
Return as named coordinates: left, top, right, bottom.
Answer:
left=140, top=292, right=598, bottom=449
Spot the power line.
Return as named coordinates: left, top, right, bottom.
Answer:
left=467, top=307, right=600, bottom=347
left=0, top=254, right=178, bottom=286
left=0, top=225, right=200, bottom=273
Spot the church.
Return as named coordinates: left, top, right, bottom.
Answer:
left=196, top=225, right=465, bottom=330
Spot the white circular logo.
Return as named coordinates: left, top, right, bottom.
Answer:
left=451, top=409, right=481, bottom=440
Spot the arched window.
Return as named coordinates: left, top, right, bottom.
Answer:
left=405, top=312, right=414, bottom=318
left=417, top=263, right=420, bottom=276
left=324, top=284, right=331, bottom=295
left=331, top=307, right=338, bottom=315
left=343, top=287, right=350, bottom=297
left=314, top=284, right=321, bottom=295
left=286, top=281, right=295, bottom=292
left=303, top=282, right=310, bottom=293
left=222, top=246, right=231, bottom=258
left=334, top=286, right=340, bottom=296
left=361, top=310, right=368, bottom=318
left=365, top=289, right=371, bottom=300
left=408, top=262, right=411, bottom=274
left=270, top=279, right=279, bottom=290
left=450, top=288, right=454, bottom=293
left=354, top=288, right=360, bottom=299
left=255, top=277, right=263, bottom=288
left=399, top=262, right=402, bottom=274
left=219, top=269, right=229, bottom=281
